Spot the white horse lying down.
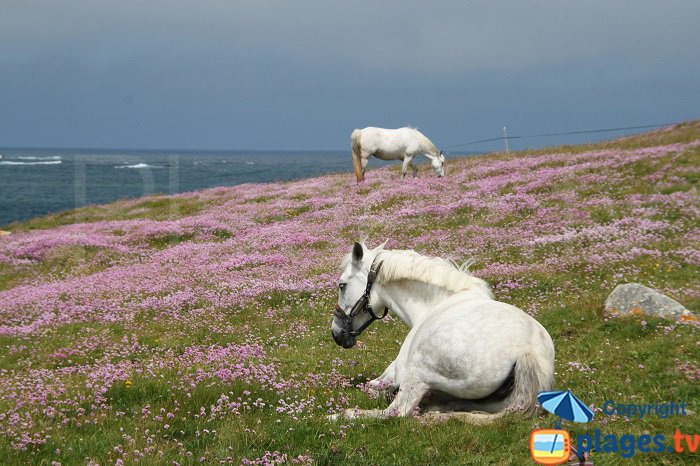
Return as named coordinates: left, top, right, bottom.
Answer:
left=351, top=127, right=445, bottom=182
left=331, top=240, right=555, bottom=422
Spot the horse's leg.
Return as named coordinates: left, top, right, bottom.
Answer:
left=328, top=408, right=384, bottom=421
left=329, top=378, right=427, bottom=421
left=381, top=376, right=429, bottom=417
left=409, top=161, right=418, bottom=178
left=422, top=398, right=506, bottom=415
left=361, top=154, right=370, bottom=181
left=420, top=410, right=508, bottom=425
left=369, top=320, right=422, bottom=397
left=401, top=157, right=411, bottom=179
left=368, top=360, right=398, bottom=396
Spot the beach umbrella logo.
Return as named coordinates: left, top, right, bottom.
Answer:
left=537, top=389, right=595, bottom=427
left=530, top=390, right=594, bottom=465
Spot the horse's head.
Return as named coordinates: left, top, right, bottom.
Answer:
left=431, top=151, right=445, bottom=178
left=331, top=240, right=387, bottom=349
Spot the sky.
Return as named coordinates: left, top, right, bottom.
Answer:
left=1, top=0, right=699, bottom=151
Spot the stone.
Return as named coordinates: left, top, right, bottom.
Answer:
left=604, top=283, right=696, bottom=322
left=0, top=230, right=11, bottom=236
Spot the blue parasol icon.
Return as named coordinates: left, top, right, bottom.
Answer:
left=537, top=389, right=594, bottom=428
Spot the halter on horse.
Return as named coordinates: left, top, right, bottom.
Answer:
left=332, top=259, right=386, bottom=345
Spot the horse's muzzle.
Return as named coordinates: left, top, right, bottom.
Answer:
left=331, top=329, right=356, bottom=349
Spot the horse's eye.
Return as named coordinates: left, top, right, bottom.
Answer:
left=338, top=283, right=347, bottom=291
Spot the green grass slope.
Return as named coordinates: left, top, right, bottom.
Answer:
left=0, top=122, right=698, bottom=465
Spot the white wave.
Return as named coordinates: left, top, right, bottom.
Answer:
left=115, top=163, right=159, bottom=169
left=0, top=160, right=63, bottom=166
left=16, top=156, right=62, bottom=160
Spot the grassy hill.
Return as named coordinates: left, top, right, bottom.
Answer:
left=0, top=121, right=698, bottom=465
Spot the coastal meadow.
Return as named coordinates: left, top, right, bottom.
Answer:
left=1, top=122, right=698, bottom=465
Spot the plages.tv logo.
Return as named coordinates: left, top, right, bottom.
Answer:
left=530, top=429, right=572, bottom=465
left=531, top=391, right=698, bottom=464
left=530, top=390, right=594, bottom=465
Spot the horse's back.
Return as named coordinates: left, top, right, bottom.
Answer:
left=360, top=126, right=422, bottom=141
left=359, top=127, right=430, bottom=157
left=405, top=298, right=554, bottom=398
left=412, top=298, right=554, bottom=369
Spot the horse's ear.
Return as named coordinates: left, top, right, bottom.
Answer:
left=358, top=233, right=369, bottom=245
left=352, top=242, right=364, bottom=262
left=371, top=240, right=388, bottom=254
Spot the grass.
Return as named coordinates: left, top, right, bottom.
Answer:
left=0, top=245, right=124, bottom=292
left=0, top=123, right=698, bottom=465
left=3, top=194, right=216, bottom=232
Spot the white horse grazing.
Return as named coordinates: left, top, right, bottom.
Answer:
left=331, top=240, right=555, bottom=422
left=351, top=127, right=445, bottom=182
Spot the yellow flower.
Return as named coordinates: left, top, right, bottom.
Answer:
left=125, top=380, right=133, bottom=387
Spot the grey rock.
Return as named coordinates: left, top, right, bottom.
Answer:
left=605, top=283, right=696, bottom=322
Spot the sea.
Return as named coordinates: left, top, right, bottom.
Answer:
left=0, top=148, right=401, bottom=227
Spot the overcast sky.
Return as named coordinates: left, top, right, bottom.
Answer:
left=1, top=0, right=698, bottom=151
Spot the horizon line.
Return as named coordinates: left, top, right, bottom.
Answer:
left=0, top=145, right=350, bottom=153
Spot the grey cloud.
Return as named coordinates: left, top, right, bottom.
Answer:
left=0, top=0, right=698, bottom=149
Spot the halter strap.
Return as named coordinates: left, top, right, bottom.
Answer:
left=333, top=258, right=387, bottom=336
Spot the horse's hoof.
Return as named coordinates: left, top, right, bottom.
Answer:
left=368, top=378, right=393, bottom=390
left=327, top=409, right=357, bottom=421
left=366, top=381, right=383, bottom=397
left=367, top=379, right=397, bottom=401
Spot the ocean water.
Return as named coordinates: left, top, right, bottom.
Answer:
left=0, top=148, right=399, bottom=226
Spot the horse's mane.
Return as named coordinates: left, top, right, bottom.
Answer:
left=341, top=247, right=492, bottom=298
left=377, top=250, right=492, bottom=296
left=407, top=127, right=438, bottom=153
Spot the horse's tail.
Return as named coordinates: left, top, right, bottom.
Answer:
left=504, top=351, right=555, bottom=415
left=420, top=349, right=554, bottom=425
left=351, top=129, right=364, bottom=182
